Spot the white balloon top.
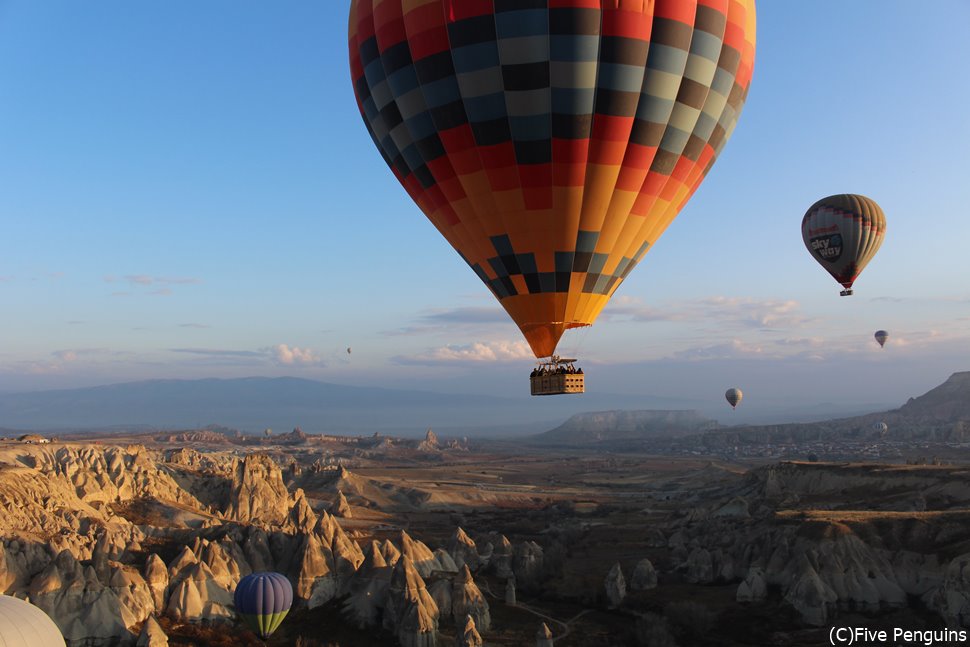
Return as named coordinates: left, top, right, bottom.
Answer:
left=0, top=595, right=66, bottom=647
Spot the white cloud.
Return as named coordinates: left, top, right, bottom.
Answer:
left=383, top=306, right=513, bottom=337
left=105, top=274, right=201, bottom=296
left=270, top=344, right=322, bottom=366
left=123, top=275, right=201, bottom=286
left=601, top=295, right=811, bottom=330
left=169, top=348, right=262, bottom=358
left=599, top=295, right=677, bottom=322
left=394, top=340, right=534, bottom=365
left=167, top=345, right=325, bottom=367
left=670, top=339, right=766, bottom=361
left=51, top=348, right=117, bottom=362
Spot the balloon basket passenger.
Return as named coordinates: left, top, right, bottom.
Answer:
left=530, top=356, right=584, bottom=396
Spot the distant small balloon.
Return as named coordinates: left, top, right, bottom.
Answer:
left=347, top=347, right=352, bottom=355
left=872, top=421, right=888, bottom=437
left=874, top=330, right=888, bottom=348
left=725, top=388, right=743, bottom=410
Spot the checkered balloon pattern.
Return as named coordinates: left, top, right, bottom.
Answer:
left=350, top=0, right=757, bottom=357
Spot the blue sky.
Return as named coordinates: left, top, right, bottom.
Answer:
left=1, top=1, right=969, bottom=421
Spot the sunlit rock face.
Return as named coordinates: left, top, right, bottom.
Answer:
left=333, top=490, right=353, bottom=518
left=452, top=565, right=489, bottom=632
left=446, top=528, right=479, bottom=572
left=28, top=549, right=155, bottom=643
left=456, top=614, right=483, bottom=647
left=225, top=454, right=291, bottom=525
left=136, top=615, right=169, bottom=647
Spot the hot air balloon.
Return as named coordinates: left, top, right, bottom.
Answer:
left=234, top=572, right=293, bottom=639
left=874, top=330, right=888, bottom=348
left=725, top=387, right=742, bottom=409
left=347, top=347, right=352, bottom=355
left=0, top=595, right=66, bottom=647
left=349, top=0, right=757, bottom=383
left=802, top=194, right=886, bottom=296
left=872, top=421, right=888, bottom=437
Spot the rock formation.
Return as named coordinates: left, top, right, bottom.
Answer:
left=136, top=615, right=169, bottom=647
left=512, top=541, right=544, bottom=586
left=685, top=547, right=714, bottom=584
left=536, top=622, right=554, bottom=647
left=446, top=528, right=479, bottom=571
left=333, top=490, right=353, bottom=518
left=456, top=614, right=482, bottom=647
left=784, top=556, right=837, bottom=626
left=143, top=554, right=169, bottom=612
left=399, top=530, right=441, bottom=578
left=452, top=565, right=489, bottom=632
left=630, top=558, right=657, bottom=591
left=924, top=552, right=970, bottom=626
left=294, top=531, right=338, bottom=607
left=604, top=562, right=625, bottom=608
left=315, top=511, right=365, bottom=578
left=284, top=488, right=318, bottom=534
left=225, top=454, right=291, bottom=525
left=434, top=549, right=458, bottom=573
left=343, top=541, right=391, bottom=628
left=383, top=555, right=439, bottom=647
left=736, top=566, right=767, bottom=603
left=165, top=561, right=233, bottom=623
left=505, top=576, right=516, bottom=606
left=428, top=578, right=452, bottom=622
left=382, top=539, right=403, bottom=567
left=489, top=535, right=513, bottom=578
left=418, top=429, right=439, bottom=452
left=29, top=550, right=154, bottom=644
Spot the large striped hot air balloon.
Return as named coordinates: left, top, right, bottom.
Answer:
left=802, top=194, right=886, bottom=296
left=234, top=572, right=293, bottom=639
left=349, top=0, right=757, bottom=359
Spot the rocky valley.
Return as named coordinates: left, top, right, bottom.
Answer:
left=1, top=373, right=970, bottom=645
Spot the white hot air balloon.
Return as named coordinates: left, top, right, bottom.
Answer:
left=0, top=595, right=66, bottom=647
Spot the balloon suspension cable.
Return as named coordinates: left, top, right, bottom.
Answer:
left=556, top=323, right=591, bottom=365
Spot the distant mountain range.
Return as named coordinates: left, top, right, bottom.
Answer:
left=0, top=371, right=944, bottom=439
left=0, top=376, right=697, bottom=436
left=530, top=409, right=719, bottom=445
left=521, top=372, right=970, bottom=447
left=678, top=372, right=970, bottom=448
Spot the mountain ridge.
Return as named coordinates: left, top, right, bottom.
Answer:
left=0, top=375, right=691, bottom=435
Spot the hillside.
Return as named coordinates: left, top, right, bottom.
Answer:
left=688, top=371, right=970, bottom=449
left=526, top=372, right=970, bottom=450
left=0, top=376, right=690, bottom=435
left=892, top=371, right=970, bottom=421
left=529, top=409, right=719, bottom=445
